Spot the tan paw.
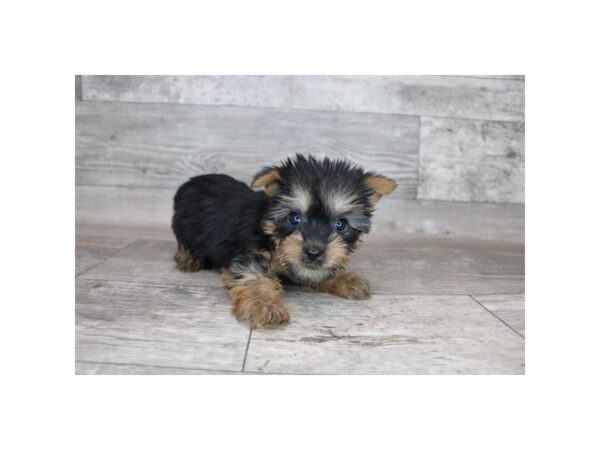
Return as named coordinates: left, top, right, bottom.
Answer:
left=234, top=298, right=290, bottom=328
left=174, top=245, right=202, bottom=272
left=313, top=272, right=371, bottom=300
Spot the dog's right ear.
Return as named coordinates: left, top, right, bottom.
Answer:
left=251, top=167, right=280, bottom=195
left=363, top=173, right=397, bottom=206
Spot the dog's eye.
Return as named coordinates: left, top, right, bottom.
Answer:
left=334, top=218, right=348, bottom=232
left=289, top=212, right=302, bottom=226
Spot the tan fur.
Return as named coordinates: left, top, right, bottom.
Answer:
left=265, top=183, right=279, bottom=196
left=279, top=192, right=311, bottom=214
left=257, top=249, right=272, bottom=262
left=289, top=185, right=312, bottom=212
left=354, top=237, right=365, bottom=250
left=261, top=219, right=277, bottom=236
left=222, top=269, right=289, bottom=328
left=251, top=169, right=280, bottom=189
left=364, top=175, right=397, bottom=206
left=273, top=232, right=350, bottom=283
left=174, top=244, right=202, bottom=272
left=274, top=230, right=303, bottom=271
left=311, top=271, right=370, bottom=300
left=324, top=235, right=350, bottom=269
left=325, top=189, right=357, bottom=216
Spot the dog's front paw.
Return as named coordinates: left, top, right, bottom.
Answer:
left=234, top=297, right=290, bottom=328
left=312, top=272, right=371, bottom=300
left=335, top=272, right=371, bottom=300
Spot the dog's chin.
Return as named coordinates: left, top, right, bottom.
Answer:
left=286, top=262, right=340, bottom=285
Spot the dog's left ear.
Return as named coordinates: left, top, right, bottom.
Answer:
left=363, top=174, right=397, bottom=206
left=251, top=167, right=280, bottom=196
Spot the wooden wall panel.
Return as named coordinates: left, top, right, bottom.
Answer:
left=418, top=117, right=525, bottom=203
left=76, top=101, right=420, bottom=198
left=81, top=75, right=524, bottom=122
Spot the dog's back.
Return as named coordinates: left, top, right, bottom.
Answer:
left=172, top=174, right=270, bottom=269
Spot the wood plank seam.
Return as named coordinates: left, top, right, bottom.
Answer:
left=468, top=294, right=524, bottom=338
left=241, top=328, right=252, bottom=372
left=76, top=239, right=138, bottom=278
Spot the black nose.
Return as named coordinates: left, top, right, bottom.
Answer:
left=304, top=247, right=323, bottom=261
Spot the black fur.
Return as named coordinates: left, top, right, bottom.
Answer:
left=172, top=174, right=271, bottom=269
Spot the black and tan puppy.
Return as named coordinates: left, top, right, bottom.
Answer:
left=172, top=155, right=396, bottom=328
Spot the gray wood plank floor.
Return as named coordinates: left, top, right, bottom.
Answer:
left=472, top=294, right=525, bottom=337
left=76, top=235, right=134, bottom=276
left=75, top=227, right=524, bottom=375
left=76, top=278, right=249, bottom=371
left=246, top=292, right=524, bottom=375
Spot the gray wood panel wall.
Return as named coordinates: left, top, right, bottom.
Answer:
left=82, top=75, right=524, bottom=122
left=76, top=75, right=525, bottom=242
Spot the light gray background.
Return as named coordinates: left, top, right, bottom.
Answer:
left=76, top=75, right=524, bottom=243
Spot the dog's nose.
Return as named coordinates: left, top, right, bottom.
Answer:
left=304, top=247, right=323, bottom=261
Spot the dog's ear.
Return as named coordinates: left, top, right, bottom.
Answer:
left=363, top=174, right=397, bottom=206
left=251, top=167, right=280, bottom=195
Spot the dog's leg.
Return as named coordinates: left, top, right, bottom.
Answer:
left=174, top=242, right=202, bottom=272
left=222, top=252, right=289, bottom=328
left=310, top=271, right=370, bottom=300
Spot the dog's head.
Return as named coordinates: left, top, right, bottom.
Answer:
left=251, top=154, right=396, bottom=284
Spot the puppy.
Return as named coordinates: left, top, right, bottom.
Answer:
left=172, top=154, right=396, bottom=328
